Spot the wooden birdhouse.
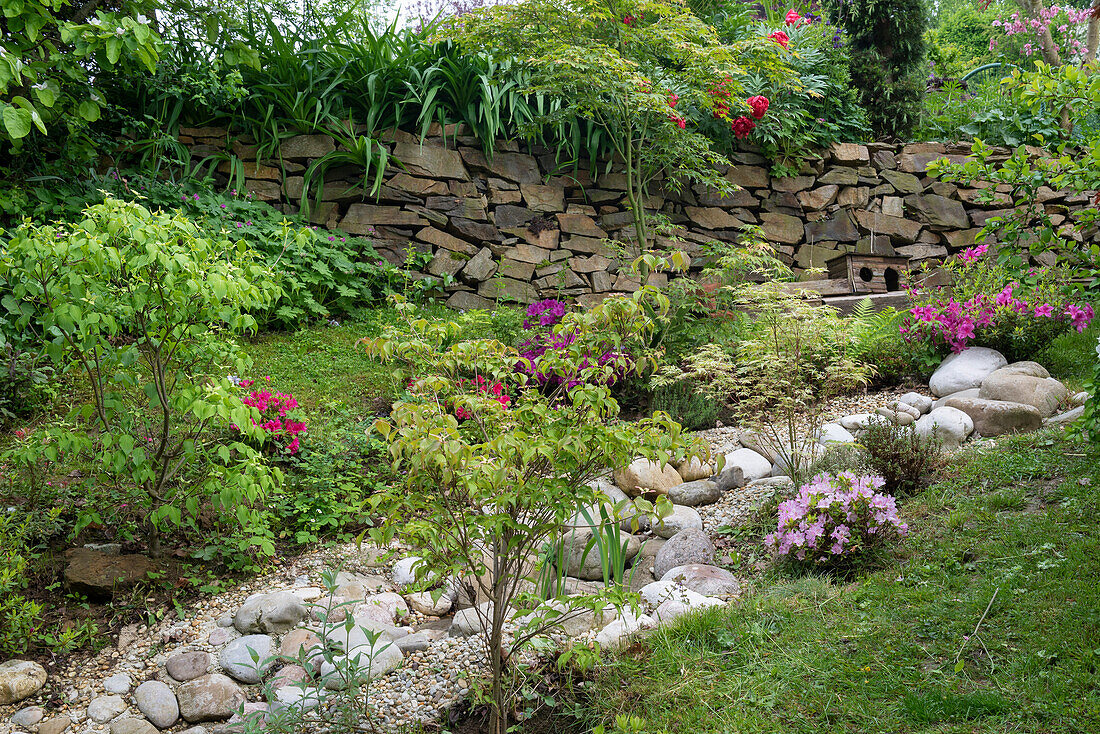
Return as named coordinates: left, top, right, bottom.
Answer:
left=826, top=253, right=911, bottom=295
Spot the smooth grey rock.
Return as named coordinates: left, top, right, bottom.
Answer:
left=317, top=628, right=403, bottom=691
left=87, top=695, right=126, bottom=723
left=980, top=370, right=1068, bottom=417
left=714, top=460, right=745, bottom=491
left=176, top=674, right=245, bottom=724
left=219, top=634, right=274, bottom=684
left=722, top=448, right=772, bottom=482
left=560, top=526, right=641, bottom=580
left=0, top=660, right=47, bottom=705
left=167, top=651, right=210, bottom=682
left=839, top=413, right=875, bottom=431
left=395, top=631, right=443, bottom=652
left=898, top=392, right=933, bottom=414
left=818, top=423, right=856, bottom=444
left=932, top=387, right=980, bottom=411
left=1048, top=405, right=1085, bottom=425
left=876, top=406, right=916, bottom=426
left=929, top=347, right=1007, bottom=397
left=667, top=479, right=722, bottom=507
left=653, top=505, right=703, bottom=539
left=675, top=456, right=714, bottom=482
left=659, top=564, right=741, bottom=596
left=914, top=406, right=974, bottom=449
left=135, top=680, right=179, bottom=729
left=449, top=602, right=506, bottom=637
left=232, top=592, right=306, bottom=634
left=613, top=458, right=683, bottom=497
left=1072, top=391, right=1089, bottom=406
left=654, top=528, right=715, bottom=580
left=944, top=397, right=1043, bottom=437
left=110, top=719, right=158, bottom=734
left=10, top=707, right=44, bottom=728
left=748, top=476, right=796, bottom=489
left=103, top=672, right=131, bottom=695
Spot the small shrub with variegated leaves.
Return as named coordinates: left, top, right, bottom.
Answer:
left=765, top=473, right=907, bottom=565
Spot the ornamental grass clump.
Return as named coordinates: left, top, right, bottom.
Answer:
left=766, top=473, right=908, bottom=565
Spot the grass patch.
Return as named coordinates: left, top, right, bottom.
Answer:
left=1038, top=320, right=1100, bottom=390
left=240, top=303, right=527, bottom=420
left=571, top=430, right=1100, bottom=733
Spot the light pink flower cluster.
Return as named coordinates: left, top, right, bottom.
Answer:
left=991, top=5, right=1092, bottom=60
left=240, top=381, right=306, bottom=454
left=765, top=473, right=908, bottom=565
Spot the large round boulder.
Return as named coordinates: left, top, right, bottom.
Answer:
left=944, top=397, right=1043, bottom=437
left=654, top=528, right=715, bottom=580
left=134, top=680, right=179, bottom=729
left=722, top=448, right=772, bottom=482
left=0, top=660, right=47, bottom=705
left=914, top=406, right=974, bottom=449
left=929, top=347, right=1007, bottom=397
left=176, top=674, right=245, bottom=723
left=232, top=591, right=307, bottom=634
left=659, top=564, right=741, bottom=597
left=667, top=479, right=722, bottom=507
left=652, top=505, right=703, bottom=539
left=979, top=369, right=1068, bottom=417
left=219, top=634, right=274, bottom=684
left=613, top=459, right=683, bottom=497
left=560, top=526, right=641, bottom=580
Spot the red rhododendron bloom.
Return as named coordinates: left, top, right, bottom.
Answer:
left=785, top=9, right=803, bottom=25
left=731, top=115, right=756, bottom=138
left=747, top=95, right=769, bottom=119
left=622, top=14, right=636, bottom=25
left=667, top=93, right=680, bottom=108
left=669, top=113, right=686, bottom=129
left=770, top=30, right=790, bottom=48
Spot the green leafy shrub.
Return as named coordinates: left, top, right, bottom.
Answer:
left=267, top=418, right=393, bottom=546
left=363, top=290, right=709, bottom=734
left=1, top=198, right=283, bottom=557
left=705, top=1, right=868, bottom=174
left=0, top=509, right=45, bottom=656
left=825, top=0, right=927, bottom=139
left=0, top=340, right=55, bottom=427
left=650, top=344, right=739, bottom=430
left=859, top=419, right=942, bottom=497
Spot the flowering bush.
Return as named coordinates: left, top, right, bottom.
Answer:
left=454, top=375, right=511, bottom=420
left=902, top=246, right=1093, bottom=361
left=765, top=473, right=908, bottom=565
left=236, top=377, right=307, bottom=454
left=990, top=4, right=1094, bottom=63
left=704, top=3, right=868, bottom=175
left=516, top=300, right=633, bottom=392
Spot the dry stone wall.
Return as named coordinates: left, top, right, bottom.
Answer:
left=179, top=126, right=1099, bottom=308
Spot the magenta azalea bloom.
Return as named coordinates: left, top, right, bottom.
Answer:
left=1034, top=303, right=1055, bottom=317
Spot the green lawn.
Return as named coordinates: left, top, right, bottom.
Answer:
left=239, top=303, right=527, bottom=430
left=572, top=431, right=1100, bottom=733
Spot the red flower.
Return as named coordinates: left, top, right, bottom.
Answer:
left=669, top=113, right=686, bottom=129
left=712, top=101, right=729, bottom=119
left=769, top=30, right=790, bottom=48
left=784, top=9, right=803, bottom=25
left=747, top=95, right=769, bottom=119
left=731, top=115, right=757, bottom=138
left=668, top=93, right=680, bottom=108
left=622, top=14, right=636, bottom=25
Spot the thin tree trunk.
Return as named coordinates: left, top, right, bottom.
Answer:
left=1086, top=0, right=1100, bottom=64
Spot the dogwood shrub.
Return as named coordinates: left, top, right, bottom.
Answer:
left=765, top=472, right=908, bottom=565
